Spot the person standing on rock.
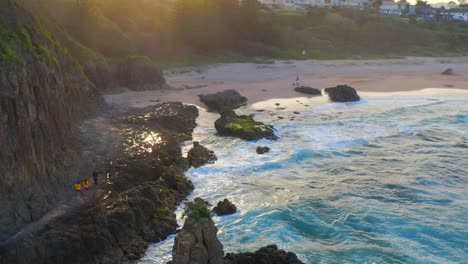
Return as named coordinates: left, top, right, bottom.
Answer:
left=75, top=181, right=81, bottom=196
left=92, top=170, right=98, bottom=185
left=83, top=179, right=90, bottom=191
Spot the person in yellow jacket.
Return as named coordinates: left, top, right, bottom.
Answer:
left=83, top=179, right=90, bottom=191
left=75, top=181, right=81, bottom=193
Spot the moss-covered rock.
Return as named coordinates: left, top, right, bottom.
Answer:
left=215, top=111, right=278, bottom=141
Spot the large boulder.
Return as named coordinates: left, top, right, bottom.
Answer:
left=169, top=217, right=224, bottom=264
left=441, top=68, right=454, bottom=75
left=224, top=244, right=304, bottom=264
left=187, top=142, right=217, bottom=168
left=294, top=86, right=321, bottom=95
left=214, top=111, right=278, bottom=141
left=199, top=90, right=247, bottom=112
left=323, top=85, right=360, bottom=102
left=84, top=56, right=167, bottom=91
left=213, top=199, right=237, bottom=216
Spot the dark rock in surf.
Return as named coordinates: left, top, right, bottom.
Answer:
left=198, top=90, right=247, bottom=112
left=256, top=146, right=270, bottom=154
left=323, top=85, right=360, bottom=102
left=169, top=217, right=224, bottom=264
left=213, top=199, right=237, bottom=216
left=224, top=244, right=304, bottom=264
left=187, top=142, right=217, bottom=168
left=294, top=86, right=321, bottom=95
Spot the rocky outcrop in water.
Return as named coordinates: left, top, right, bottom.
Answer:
left=169, top=217, right=224, bottom=264
left=213, top=199, right=237, bottom=216
left=224, top=245, right=304, bottom=264
left=199, top=90, right=247, bottom=112
left=84, top=56, right=167, bottom=91
left=256, top=146, right=270, bottom=154
left=294, top=86, right=321, bottom=95
left=0, top=103, right=199, bottom=264
left=324, top=85, right=360, bottom=102
left=215, top=111, right=278, bottom=141
left=0, top=0, right=102, bottom=240
left=187, top=142, right=217, bottom=168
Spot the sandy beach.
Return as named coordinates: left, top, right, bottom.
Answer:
left=105, top=57, right=468, bottom=108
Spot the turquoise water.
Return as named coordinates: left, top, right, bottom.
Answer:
left=140, top=93, right=468, bottom=264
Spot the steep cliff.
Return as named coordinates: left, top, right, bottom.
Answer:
left=0, top=0, right=102, bottom=239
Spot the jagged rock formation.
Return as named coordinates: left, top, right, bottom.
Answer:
left=199, top=90, right=247, bottom=112
left=256, top=146, right=270, bottom=154
left=169, top=217, right=224, bottom=264
left=187, top=142, right=217, bottom=168
left=294, top=86, right=321, bottom=95
left=215, top=111, right=278, bottom=141
left=84, top=56, right=167, bottom=91
left=0, top=0, right=102, bottom=240
left=0, top=103, right=199, bottom=264
left=213, top=199, right=237, bottom=216
left=323, top=85, right=360, bottom=102
left=224, top=245, right=304, bottom=264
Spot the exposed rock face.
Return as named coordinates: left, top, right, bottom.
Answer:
left=187, top=142, right=217, bottom=168
left=84, top=56, right=167, bottom=91
left=0, top=0, right=102, bottom=240
left=170, top=217, right=224, bottom=264
left=213, top=199, right=237, bottom=216
left=294, top=86, right=321, bottom=95
left=215, top=111, right=278, bottom=141
left=0, top=103, right=199, bottom=264
left=441, top=68, right=454, bottom=75
left=256, top=146, right=270, bottom=154
left=323, top=85, right=360, bottom=102
left=199, top=90, right=247, bottom=112
left=224, top=245, right=304, bottom=264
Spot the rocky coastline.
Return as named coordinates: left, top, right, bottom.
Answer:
left=0, top=103, right=200, bottom=264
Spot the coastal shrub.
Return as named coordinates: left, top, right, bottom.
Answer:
left=182, top=199, right=211, bottom=220
left=0, top=45, right=20, bottom=63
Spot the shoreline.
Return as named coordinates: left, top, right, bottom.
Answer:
left=106, top=57, right=468, bottom=109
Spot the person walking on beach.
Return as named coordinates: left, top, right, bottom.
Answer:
left=92, top=170, right=98, bottom=185
left=83, top=179, right=90, bottom=191
left=293, top=76, right=300, bottom=86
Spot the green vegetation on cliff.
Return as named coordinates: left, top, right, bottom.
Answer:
left=11, top=0, right=468, bottom=68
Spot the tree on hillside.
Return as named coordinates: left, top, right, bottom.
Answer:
left=371, top=0, right=382, bottom=12
left=448, top=1, right=457, bottom=9
left=415, top=0, right=429, bottom=6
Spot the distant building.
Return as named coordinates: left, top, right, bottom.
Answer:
left=379, top=0, right=409, bottom=16
left=415, top=5, right=436, bottom=20
left=258, top=0, right=370, bottom=9
left=450, top=8, right=468, bottom=21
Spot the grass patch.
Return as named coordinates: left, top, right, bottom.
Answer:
left=226, top=116, right=272, bottom=134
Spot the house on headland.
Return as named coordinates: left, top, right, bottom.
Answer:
left=379, top=0, right=409, bottom=16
